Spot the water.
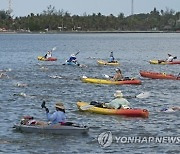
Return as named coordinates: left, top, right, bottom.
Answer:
left=0, top=33, right=179, bottom=153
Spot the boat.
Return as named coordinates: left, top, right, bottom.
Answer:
left=77, top=101, right=149, bottom=118
left=63, top=60, right=87, bottom=67
left=63, top=60, right=80, bottom=66
left=81, top=76, right=141, bottom=85
left=97, top=60, right=120, bottom=66
left=149, top=60, right=180, bottom=65
left=37, top=56, right=57, bottom=61
left=13, top=117, right=89, bottom=135
left=140, top=71, right=180, bottom=80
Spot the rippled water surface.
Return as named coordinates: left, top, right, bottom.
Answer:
left=0, top=33, right=180, bottom=153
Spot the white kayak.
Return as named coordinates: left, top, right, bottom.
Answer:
left=13, top=118, right=89, bottom=135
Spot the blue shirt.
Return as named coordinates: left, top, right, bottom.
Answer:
left=68, top=56, right=77, bottom=62
left=109, top=56, right=115, bottom=62
left=47, top=111, right=66, bottom=124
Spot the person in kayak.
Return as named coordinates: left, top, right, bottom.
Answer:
left=160, top=106, right=180, bottom=112
left=103, top=90, right=130, bottom=109
left=158, top=54, right=176, bottom=63
left=67, top=54, right=78, bottom=63
left=44, top=50, right=52, bottom=59
left=46, top=102, right=66, bottom=124
left=108, top=51, right=115, bottom=63
left=0, top=73, right=9, bottom=78
left=112, top=68, right=124, bottom=81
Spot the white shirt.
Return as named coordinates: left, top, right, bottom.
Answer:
left=167, top=56, right=174, bottom=62
left=46, top=52, right=52, bottom=58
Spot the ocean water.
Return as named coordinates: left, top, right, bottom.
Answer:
left=0, top=33, right=179, bottom=153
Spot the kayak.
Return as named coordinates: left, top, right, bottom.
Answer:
left=63, top=61, right=80, bottom=66
left=13, top=118, right=89, bottom=135
left=140, top=71, right=180, bottom=80
left=77, top=101, right=149, bottom=118
left=81, top=76, right=141, bottom=85
left=97, top=60, right=120, bottom=66
left=63, top=60, right=87, bottom=67
left=37, top=56, right=57, bottom=61
left=149, top=60, right=180, bottom=65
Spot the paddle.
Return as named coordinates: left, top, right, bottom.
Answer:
left=75, top=50, right=80, bottom=56
left=103, top=74, right=113, bottom=79
left=80, top=92, right=150, bottom=111
left=41, top=101, right=49, bottom=113
left=51, top=47, right=57, bottom=52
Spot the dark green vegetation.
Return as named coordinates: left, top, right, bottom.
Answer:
left=1, top=5, right=180, bottom=32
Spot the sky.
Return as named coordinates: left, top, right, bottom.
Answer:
left=0, top=0, right=180, bottom=17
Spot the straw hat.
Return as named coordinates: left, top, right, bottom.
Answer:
left=114, top=90, right=123, bottom=98
left=55, top=102, right=65, bottom=110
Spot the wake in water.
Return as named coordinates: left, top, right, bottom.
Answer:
left=48, top=75, right=62, bottom=79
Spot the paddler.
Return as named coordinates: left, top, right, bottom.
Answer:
left=112, top=68, right=124, bottom=81
left=44, top=50, right=52, bottom=59
left=46, top=102, right=66, bottom=124
left=103, top=90, right=130, bottom=109
left=108, top=51, right=115, bottom=63
left=158, top=54, right=177, bottom=63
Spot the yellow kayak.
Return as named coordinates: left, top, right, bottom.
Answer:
left=81, top=76, right=141, bottom=85
left=77, top=101, right=149, bottom=118
left=97, top=60, right=120, bottom=66
left=149, top=60, right=180, bottom=65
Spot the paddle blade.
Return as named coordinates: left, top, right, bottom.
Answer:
left=41, top=101, right=46, bottom=108
left=80, top=105, right=94, bottom=111
left=52, top=47, right=57, bottom=51
left=82, top=75, right=87, bottom=79
left=103, top=74, right=110, bottom=79
left=136, top=92, right=150, bottom=99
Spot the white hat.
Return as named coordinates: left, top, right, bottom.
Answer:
left=71, top=54, right=75, bottom=57
left=114, top=90, right=123, bottom=98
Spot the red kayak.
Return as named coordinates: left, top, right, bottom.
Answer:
left=38, top=56, right=57, bottom=61
left=140, top=71, right=180, bottom=80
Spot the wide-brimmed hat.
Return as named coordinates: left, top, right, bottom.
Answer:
left=55, top=102, right=65, bottom=110
left=114, top=90, right=123, bottom=98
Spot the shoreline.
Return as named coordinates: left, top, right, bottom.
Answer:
left=0, top=30, right=179, bottom=34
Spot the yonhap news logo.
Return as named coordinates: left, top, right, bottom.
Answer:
left=97, top=131, right=113, bottom=148
left=97, top=131, right=180, bottom=148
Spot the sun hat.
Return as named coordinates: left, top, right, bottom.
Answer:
left=114, top=90, right=123, bottom=98
left=55, top=102, right=65, bottom=110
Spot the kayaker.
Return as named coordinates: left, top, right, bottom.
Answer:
left=112, top=68, right=124, bottom=81
left=158, top=54, right=176, bottom=63
left=160, top=106, right=180, bottom=112
left=67, top=54, right=78, bottom=63
left=103, top=90, right=130, bottom=109
left=44, top=51, right=52, bottom=59
left=46, top=102, right=66, bottom=124
left=166, top=54, right=174, bottom=62
left=108, top=51, right=115, bottom=62
left=0, top=73, right=9, bottom=78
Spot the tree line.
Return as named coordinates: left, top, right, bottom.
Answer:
left=0, top=5, right=180, bottom=32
